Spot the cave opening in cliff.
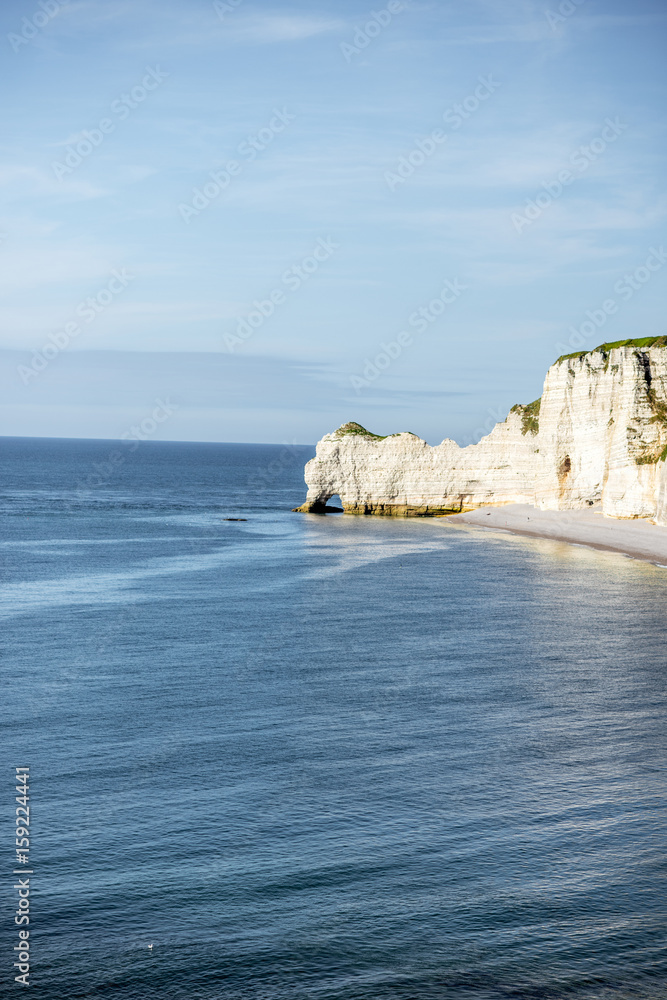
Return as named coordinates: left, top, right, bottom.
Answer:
left=327, top=494, right=344, bottom=512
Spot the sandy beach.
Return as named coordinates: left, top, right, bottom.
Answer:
left=447, top=504, right=667, bottom=566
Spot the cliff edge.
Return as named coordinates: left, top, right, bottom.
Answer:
left=294, top=339, right=667, bottom=526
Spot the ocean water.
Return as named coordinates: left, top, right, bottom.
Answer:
left=1, top=436, right=666, bottom=1000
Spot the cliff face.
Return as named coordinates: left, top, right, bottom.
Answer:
left=296, top=341, right=667, bottom=524
left=536, top=345, right=667, bottom=518
left=295, top=412, right=538, bottom=516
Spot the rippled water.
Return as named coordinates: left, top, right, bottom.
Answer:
left=1, top=437, right=666, bottom=999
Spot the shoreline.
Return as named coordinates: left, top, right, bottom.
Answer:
left=445, top=503, right=667, bottom=567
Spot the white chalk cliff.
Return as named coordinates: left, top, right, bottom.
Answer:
left=295, top=339, right=667, bottom=525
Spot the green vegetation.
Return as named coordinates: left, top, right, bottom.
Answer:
left=335, top=421, right=387, bottom=440
left=647, top=388, right=667, bottom=427
left=335, top=422, right=420, bottom=440
left=635, top=445, right=667, bottom=464
left=645, top=390, right=667, bottom=462
left=510, top=397, right=541, bottom=435
left=557, top=336, right=667, bottom=364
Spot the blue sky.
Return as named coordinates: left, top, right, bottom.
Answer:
left=1, top=0, right=666, bottom=444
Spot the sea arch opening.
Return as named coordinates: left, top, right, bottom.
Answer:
left=326, top=494, right=344, bottom=513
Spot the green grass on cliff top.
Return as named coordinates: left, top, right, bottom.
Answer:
left=334, top=421, right=386, bottom=439
left=334, top=422, right=419, bottom=440
left=557, top=336, right=667, bottom=363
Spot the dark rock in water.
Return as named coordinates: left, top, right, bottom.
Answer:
left=224, top=518, right=247, bottom=521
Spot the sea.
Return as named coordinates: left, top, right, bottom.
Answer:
left=1, top=436, right=666, bottom=1000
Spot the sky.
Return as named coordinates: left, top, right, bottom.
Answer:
left=1, top=0, right=666, bottom=445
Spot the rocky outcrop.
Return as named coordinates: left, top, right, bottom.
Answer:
left=535, top=343, right=667, bottom=519
left=294, top=415, right=539, bottom=515
left=295, top=339, right=667, bottom=524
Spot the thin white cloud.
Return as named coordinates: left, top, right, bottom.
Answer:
left=119, top=8, right=344, bottom=51
left=0, top=165, right=109, bottom=201
left=0, top=242, right=124, bottom=296
left=224, top=12, right=343, bottom=43
left=573, top=13, right=667, bottom=28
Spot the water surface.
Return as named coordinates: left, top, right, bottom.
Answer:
left=1, top=437, right=666, bottom=999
